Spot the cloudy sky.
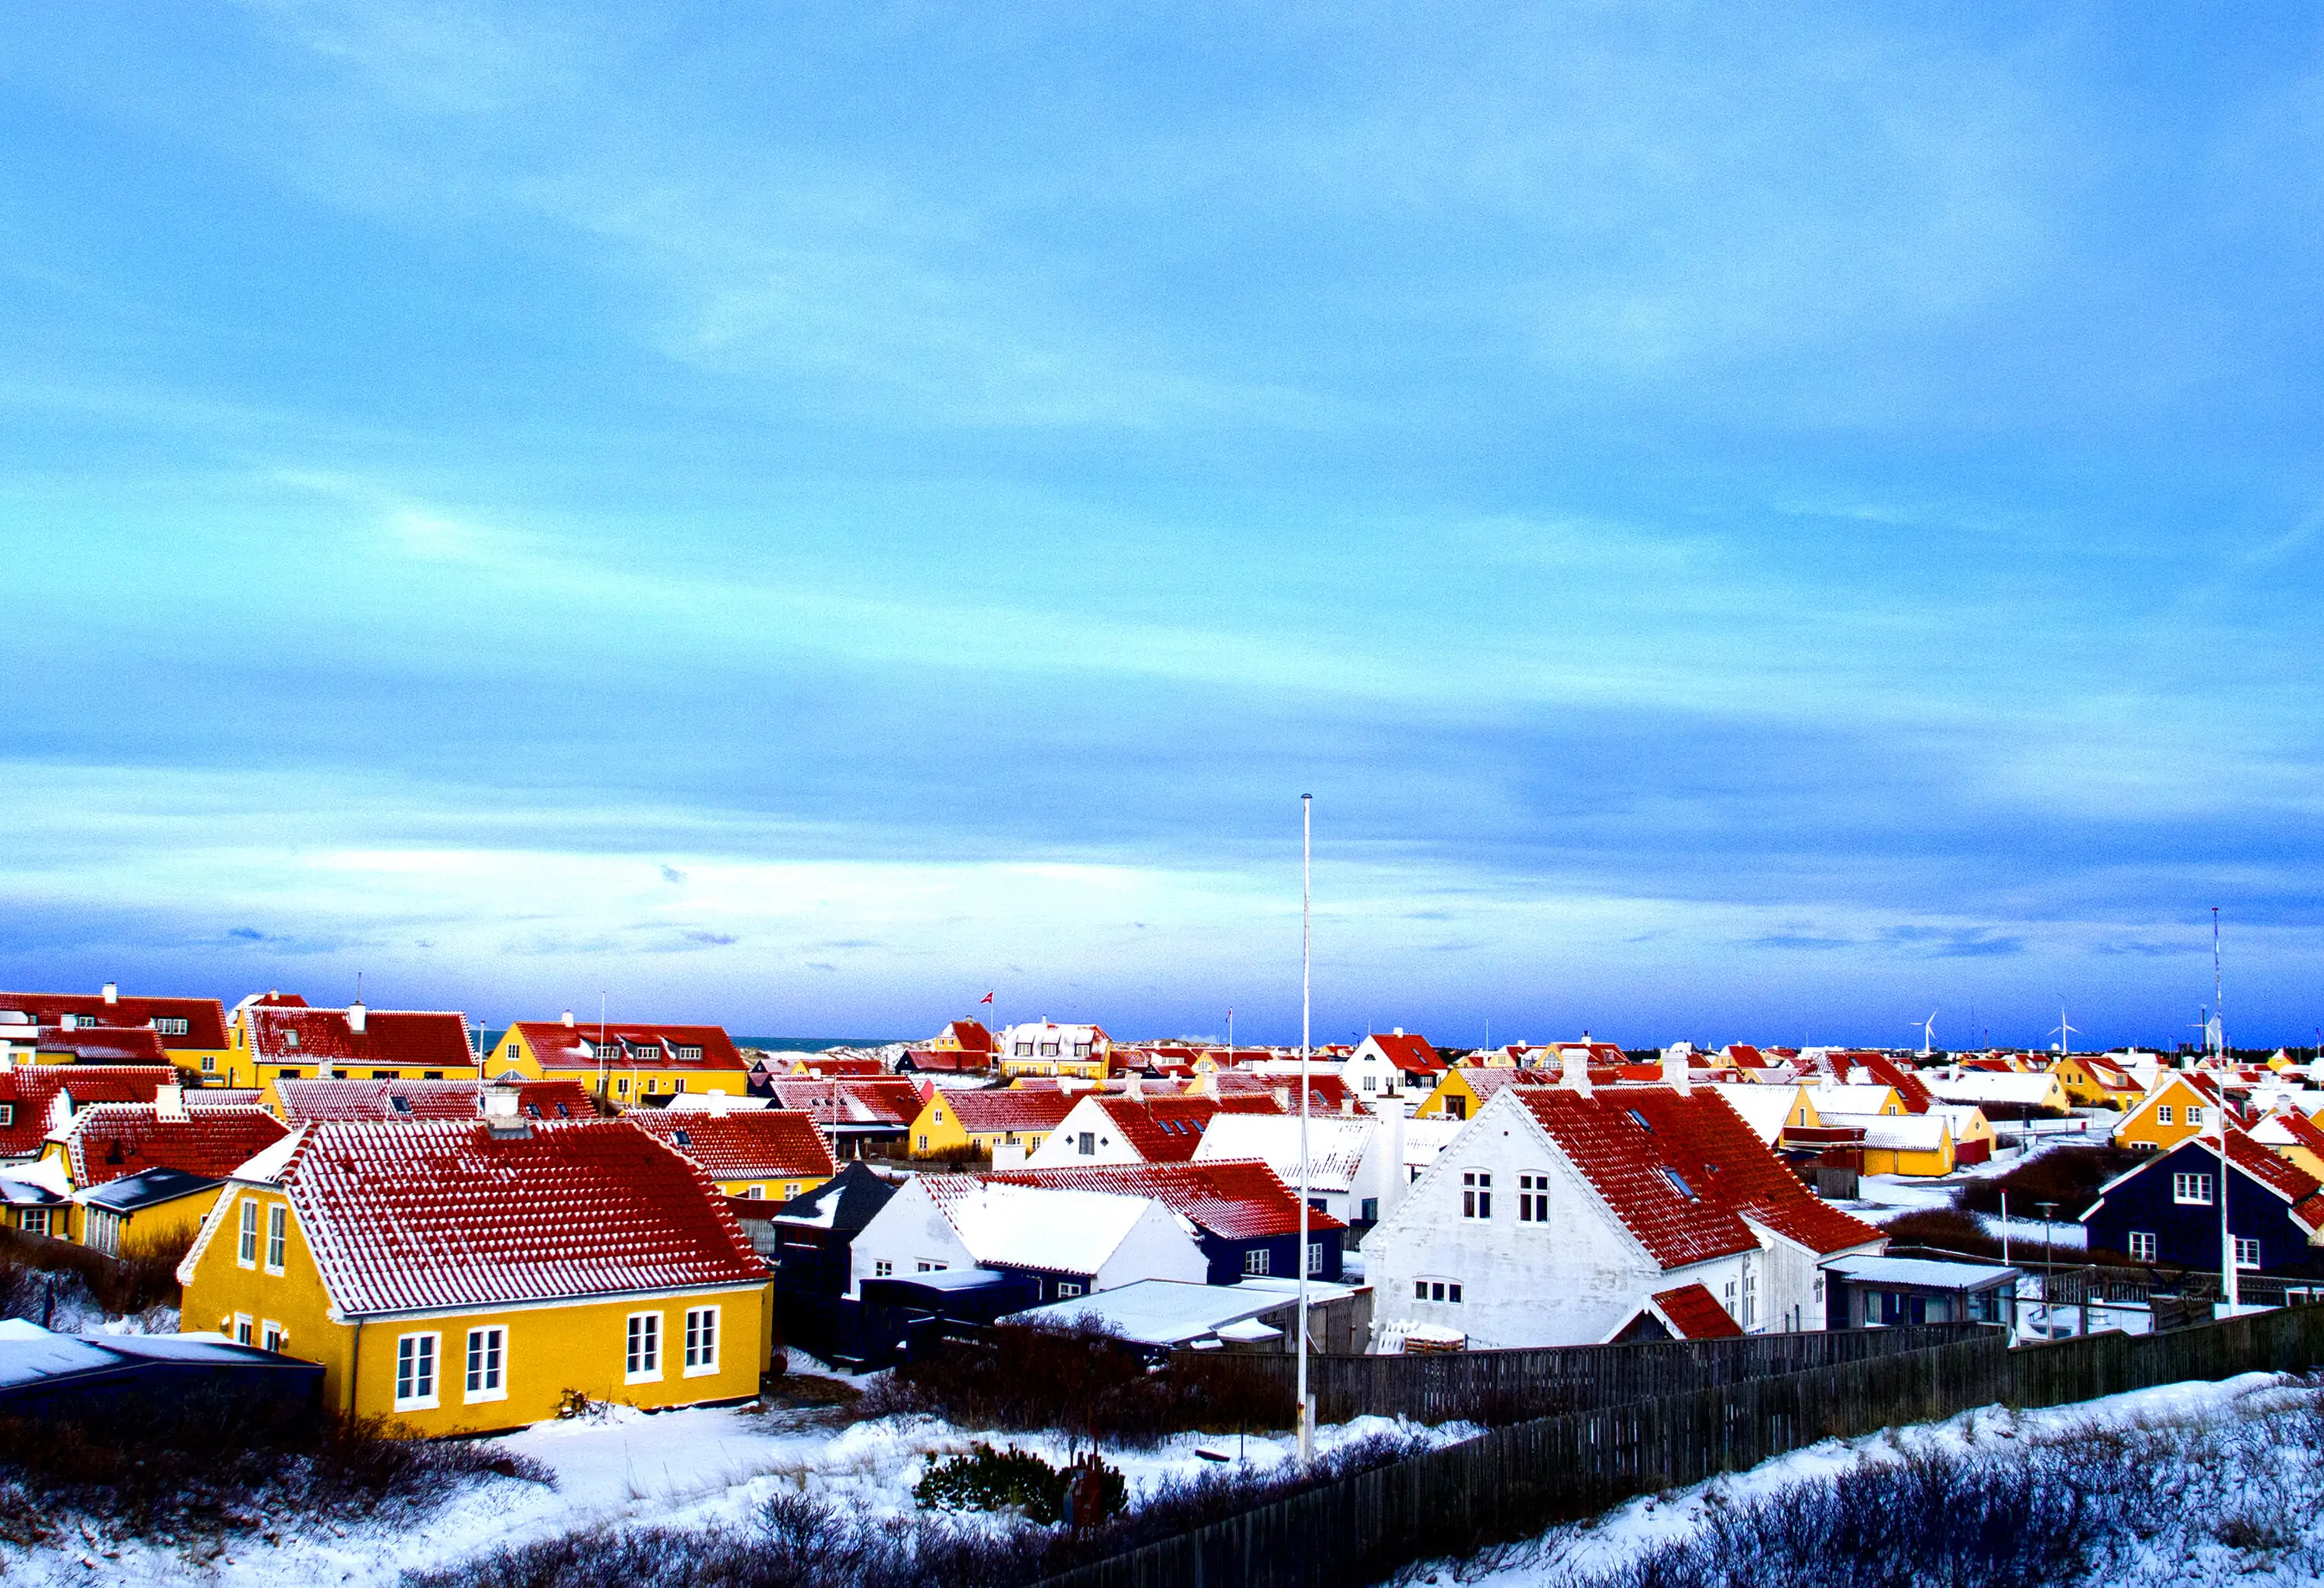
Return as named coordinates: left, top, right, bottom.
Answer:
left=5, top=3, right=2322, bottom=1048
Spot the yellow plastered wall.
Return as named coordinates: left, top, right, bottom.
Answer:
left=183, top=1186, right=772, bottom=1437
left=1415, top=1073, right=1479, bottom=1119
left=717, top=1174, right=827, bottom=1203
left=79, top=1185, right=222, bottom=1254
left=2113, top=1078, right=2216, bottom=1152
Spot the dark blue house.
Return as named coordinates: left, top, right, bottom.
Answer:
left=2082, top=1134, right=2324, bottom=1277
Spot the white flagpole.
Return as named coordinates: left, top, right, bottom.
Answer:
left=1298, top=792, right=1312, bottom=1466
left=2216, top=906, right=2237, bottom=1314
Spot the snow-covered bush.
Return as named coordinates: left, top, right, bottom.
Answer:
left=914, top=1444, right=1124, bottom=1524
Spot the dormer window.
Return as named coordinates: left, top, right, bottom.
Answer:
left=676, top=1046, right=703, bottom=1063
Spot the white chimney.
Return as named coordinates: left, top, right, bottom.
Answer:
left=155, top=1084, right=187, bottom=1122
left=1563, top=1045, right=1592, bottom=1097
left=708, top=1091, right=733, bottom=1116
left=483, top=1083, right=521, bottom=1121
left=562, top=1009, right=576, bottom=1027
left=1393, top=1027, right=1404, bottom=1037
left=101, top=981, right=118, bottom=1005
left=1662, top=1046, right=1692, bottom=1096
left=348, top=1001, right=367, bottom=1034
left=1273, top=1084, right=1291, bottom=1110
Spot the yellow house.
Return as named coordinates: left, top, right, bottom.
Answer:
left=42, top=1095, right=288, bottom=1243
left=178, top=1112, right=772, bottom=1436
left=77, top=1167, right=227, bottom=1257
left=1416, top=1067, right=1550, bottom=1122
left=1854, top=1113, right=1956, bottom=1177
left=626, top=1109, right=835, bottom=1202
left=227, top=1002, right=480, bottom=1098
left=2050, top=1054, right=2144, bottom=1109
left=0, top=986, right=232, bottom=1080
left=906, top=1088, right=1076, bottom=1157
left=2113, top=1072, right=2226, bottom=1152
left=496, top=1018, right=753, bottom=1103
left=2251, top=1108, right=2324, bottom=1181
left=997, top=1021, right=1112, bottom=1081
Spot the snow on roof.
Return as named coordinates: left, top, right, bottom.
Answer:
left=14, top=1027, right=173, bottom=1064
left=771, top=1162, right=897, bottom=1234
left=1820, top=1112, right=1949, bottom=1152
left=765, top=1078, right=923, bottom=1128
left=1401, top=1117, right=1465, bottom=1167
left=1362, top=1032, right=1443, bottom=1074
left=248, top=1006, right=475, bottom=1070
left=1824, top=1254, right=2020, bottom=1289
left=1071, top=1095, right=1227, bottom=1163
left=1190, top=1113, right=1375, bottom=1192
left=277, top=1078, right=595, bottom=1122
left=999, top=1276, right=1357, bottom=1346
left=1924, top=1072, right=2064, bottom=1106
left=918, top=1178, right=1167, bottom=1277
left=1703, top=1083, right=1799, bottom=1144
left=933, top=1088, right=1079, bottom=1136
left=1513, top=1084, right=1884, bottom=1267
left=1805, top=1084, right=1899, bottom=1115
left=203, top=1119, right=765, bottom=1317
left=988, top=1161, right=1344, bottom=1239
left=625, top=1110, right=835, bottom=1182
left=61, top=1103, right=289, bottom=1188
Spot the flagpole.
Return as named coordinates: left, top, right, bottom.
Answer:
left=2216, top=906, right=2237, bottom=1314
left=1298, top=792, right=1312, bottom=1467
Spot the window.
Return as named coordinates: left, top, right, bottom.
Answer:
left=2157, top=1105, right=2173, bottom=1125
left=1360, top=1197, right=1379, bottom=1222
left=237, top=1198, right=259, bottom=1267
left=1057, top=1281, right=1084, bottom=1298
left=1073, top=1042, right=1092, bottom=1057
left=673, top=1079, right=687, bottom=1093
left=466, top=1327, right=506, bottom=1401
left=235, top=1313, right=253, bottom=1346
left=1662, top=1168, right=1697, bottom=1201
left=673, top=1128, right=693, bottom=1147
left=1040, top=1042, right=1060, bottom=1057
left=1078, top=1132, right=1097, bottom=1156
left=1743, top=1271, right=1758, bottom=1327
left=2235, top=1237, right=2261, bottom=1270
left=155, top=1018, right=189, bottom=1036
left=617, top=1078, right=630, bottom=1096
left=395, top=1332, right=440, bottom=1409
left=1244, top=1249, right=1272, bottom=1276
left=0, top=1105, right=11, bottom=1128
left=676, top=1046, right=703, bottom=1062
left=200, top=1055, right=216, bottom=1073
left=783, top=1182, right=799, bottom=1199
left=874, top=1260, right=893, bottom=1277
left=20, top=1208, right=49, bottom=1238
left=916, top=1134, right=930, bottom=1151
left=284, top=1030, right=300, bottom=1050
left=916, top=1260, right=947, bottom=1273
left=625, top=1313, right=662, bottom=1382
left=1361, top=1076, right=1376, bottom=1091
left=684, top=1307, right=720, bottom=1376
left=2173, top=1172, right=2215, bottom=1205
left=1015, top=1042, right=1033, bottom=1056
left=2129, top=1232, right=2157, bottom=1262
left=746, top=1185, right=764, bottom=1199
left=1518, top=1174, right=1549, bottom=1222
left=1462, top=1171, right=1492, bottom=1218
left=2185, top=1105, right=2205, bottom=1127
left=265, top=1205, right=287, bottom=1273
left=262, top=1321, right=285, bottom=1353
left=1418, top=1280, right=1463, bottom=1304
left=1308, top=1241, right=1325, bottom=1277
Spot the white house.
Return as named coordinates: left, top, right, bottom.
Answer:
left=1023, top=1092, right=1225, bottom=1170
left=848, top=1175, right=1206, bottom=1304
left=1364, top=1067, right=1885, bottom=1350
left=1191, top=1112, right=1405, bottom=1225
left=1339, top=1031, right=1444, bottom=1110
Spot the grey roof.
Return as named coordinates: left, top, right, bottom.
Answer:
left=999, top=1277, right=1360, bottom=1347
left=1824, top=1254, right=2020, bottom=1290
left=78, top=1166, right=221, bottom=1214
left=770, top=1160, right=898, bottom=1235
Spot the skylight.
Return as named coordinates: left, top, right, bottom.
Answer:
left=1628, top=1109, right=1653, bottom=1133
left=1662, top=1167, right=1697, bottom=1201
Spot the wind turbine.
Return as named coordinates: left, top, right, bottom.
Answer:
left=1910, top=1011, right=1937, bottom=1058
left=2050, top=1006, right=2079, bottom=1055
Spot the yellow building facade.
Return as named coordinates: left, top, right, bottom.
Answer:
left=2112, top=1074, right=2224, bottom=1153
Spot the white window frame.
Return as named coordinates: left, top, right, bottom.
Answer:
left=2173, top=1172, right=2214, bottom=1206
left=262, top=1320, right=285, bottom=1353
left=2156, top=1104, right=2173, bottom=1125
left=1461, top=1170, right=1491, bottom=1219
left=237, top=1198, right=259, bottom=1267
left=2128, top=1231, right=2157, bottom=1262
left=234, top=1311, right=254, bottom=1346
left=1056, top=1280, right=1083, bottom=1298
left=465, top=1325, right=507, bottom=1403
left=264, top=1204, right=288, bottom=1275
left=20, top=1208, right=49, bottom=1239
left=625, top=1311, right=663, bottom=1383
left=683, top=1305, right=720, bottom=1377
left=1243, top=1247, right=1271, bottom=1276
left=394, top=1331, right=442, bottom=1411
left=2185, top=1105, right=2205, bottom=1127
left=873, top=1260, right=893, bottom=1277
left=2234, top=1236, right=2261, bottom=1270
left=1307, top=1240, right=1326, bottom=1277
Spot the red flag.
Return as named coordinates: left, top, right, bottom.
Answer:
left=980, top=991, right=994, bottom=1004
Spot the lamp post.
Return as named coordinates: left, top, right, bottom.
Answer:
left=2036, top=1200, right=2058, bottom=1336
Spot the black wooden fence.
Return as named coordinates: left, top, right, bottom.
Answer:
left=1193, top=1323, right=1985, bottom=1425
left=1035, top=1304, right=2324, bottom=1588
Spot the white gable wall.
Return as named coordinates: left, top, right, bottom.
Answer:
left=1023, top=1095, right=1150, bottom=1168
left=1093, top=1202, right=1211, bottom=1291
left=848, top=1179, right=975, bottom=1296
left=1364, top=1091, right=1755, bottom=1349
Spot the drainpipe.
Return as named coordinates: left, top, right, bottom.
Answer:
left=347, top=1318, right=363, bottom=1418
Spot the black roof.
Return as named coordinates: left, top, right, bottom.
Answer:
left=80, top=1166, right=222, bottom=1214
left=770, top=1160, right=898, bottom=1235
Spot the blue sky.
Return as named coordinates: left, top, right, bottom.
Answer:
left=5, top=3, right=2322, bottom=1049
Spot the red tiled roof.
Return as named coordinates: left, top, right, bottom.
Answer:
left=64, top=1103, right=289, bottom=1188
left=1650, top=1283, right=1744, bottom=1340
left=766, top=1078, right=923, bottom=1128
left=1078, top=1095, right=1225, bottom=1163
left=786, top=1057, right=888, bottom=1078
left=991, top=1161, right=1346, bottom=1239
left=2271, top=1110, right=2324, bottom=1155
left=248, top=1007, right=476, bottom=1071
left=511, top=1020, right=745, bottom=1073
left=1515, top=1085, right=1883, bottom=1268
left=937, top=1089, right=1079, bottom=1135
left=0, top=993, right=229, bottom=1050
left=0, top=1067, right=180, bottom=1157
left=627, top=1110, right=835, bottom=1182
left=1847, top=1054, right=1936, bottom=1115
left=208, top=1119, right=766, bottom=1316
left=1367, top=1033, right=1443, bottom=1074
left=940, top=1021, right=995, bottom=1055
left=903, top=1047, right=992, bottom=1072
left=16, top=1028, right=174, bottom=1064
left=277, top=1078, right=596, bottom=1123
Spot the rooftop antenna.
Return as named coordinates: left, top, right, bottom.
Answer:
left=356, top=970, right=364, bottom=1005
left=1298, top=792, right=1313, bottom=1469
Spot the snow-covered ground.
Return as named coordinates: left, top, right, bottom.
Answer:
left=1402, top=1372, right=2300, bottom=1586
left=0, top=1393, right=1473, bottom=1586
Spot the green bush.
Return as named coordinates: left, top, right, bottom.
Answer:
left=914, top=1443, right=1123, bottom=1524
